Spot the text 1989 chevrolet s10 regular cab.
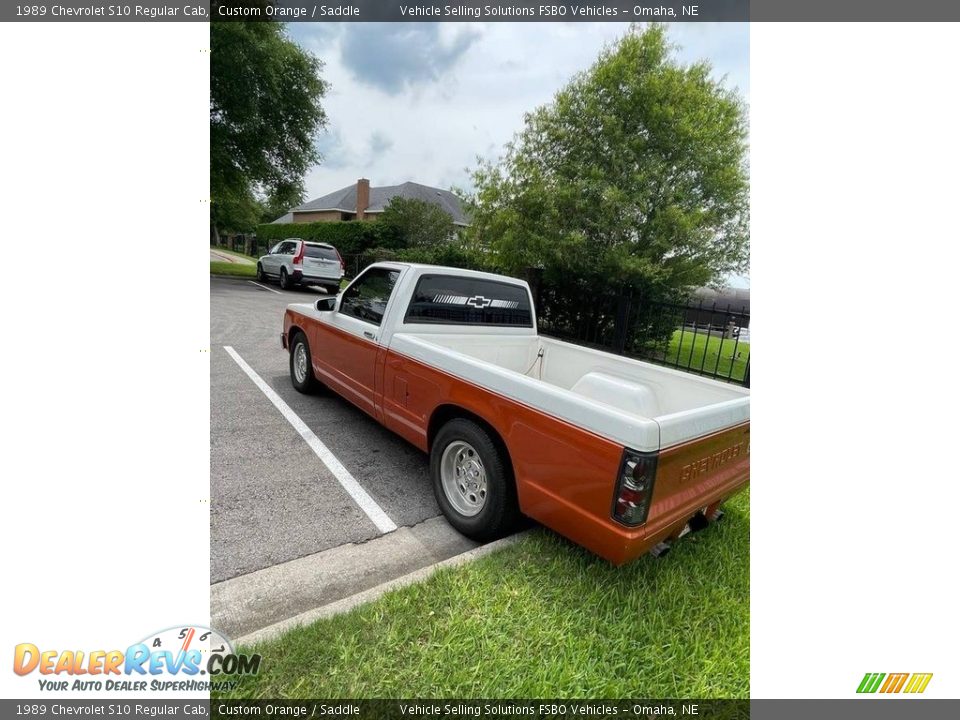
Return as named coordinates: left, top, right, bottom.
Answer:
left=281, top=263, right=749, bottom=564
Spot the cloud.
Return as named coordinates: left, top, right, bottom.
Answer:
left=369, top=131, right=393, bottom=156
left=314, top=128, right=350, bottom=169
left=339, top=24, right=481, bottom=94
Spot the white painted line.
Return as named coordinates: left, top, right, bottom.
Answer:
left=248, top=280, right=282, bottom=295
left=223, top=345, right=398, bottom=534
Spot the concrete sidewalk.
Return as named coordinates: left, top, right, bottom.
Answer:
left=211, top=248, right=255, bottom=265
left=211, top=515, right=479, bottom=641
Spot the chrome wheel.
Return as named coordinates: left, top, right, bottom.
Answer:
left=293, top=342, right=308, bottom=384
left=440, top=440, right=487, bottom=517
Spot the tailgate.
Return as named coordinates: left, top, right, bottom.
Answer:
left=302, top=255, right=339, bottom=278
left=646, top=422, right=750, bottom=536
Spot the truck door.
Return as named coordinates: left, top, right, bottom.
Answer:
left=321, top=267, right=401, bottom=417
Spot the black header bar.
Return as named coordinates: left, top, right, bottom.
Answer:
left=6, top=0, right=960, bottom=22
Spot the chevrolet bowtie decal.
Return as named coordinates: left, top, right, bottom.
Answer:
left=432, top=294, right=519, bottom=309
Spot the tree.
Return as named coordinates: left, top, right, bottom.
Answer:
left=379, top=197, right=456, bottom=248
left=210, top=21, right=328, bottom=239
left=466, top=24, right=749, bottom=341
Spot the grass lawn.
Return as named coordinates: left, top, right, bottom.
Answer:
left=212, top=246, right=259, bottom=263
left=665, top=330, right=750, bottom=382
left=222, top=489, right=749, bottom=699
left=210, top=261, right=256, bottom=278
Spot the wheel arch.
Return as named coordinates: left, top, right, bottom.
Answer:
left=287, top=324, right=306, bottom=351
left=427, top=404, right=516, bottom=482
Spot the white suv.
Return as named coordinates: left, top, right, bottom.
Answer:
left=257, top=239, right=345, bottom=294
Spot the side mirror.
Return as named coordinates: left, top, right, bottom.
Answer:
left=315, top=297, right=336, bottom=312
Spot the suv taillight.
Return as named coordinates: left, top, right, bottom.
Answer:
left=336, top=249, right=345, bottom=273
left=293, top=243, right=305, bottom=265
left=612, top=449, right=658, bottom=526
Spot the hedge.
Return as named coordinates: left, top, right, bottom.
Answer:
left=254, top=221, right=402, bottom=255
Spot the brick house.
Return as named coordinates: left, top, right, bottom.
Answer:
left=271, top=178, right=470, bottom=226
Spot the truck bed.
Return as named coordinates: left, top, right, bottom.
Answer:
left=389, top=331, right=749, bottom=451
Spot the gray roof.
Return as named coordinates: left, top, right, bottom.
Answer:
left=275, top=181, right=469, bottom=226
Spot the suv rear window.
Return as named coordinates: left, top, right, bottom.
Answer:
left=404, top=274, right=533, bottom=327
left=305, top=245, right=338, bottom=260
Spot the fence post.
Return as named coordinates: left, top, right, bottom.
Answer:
left=613, top=292, right=632, bottom=355
left=743, top=357, right=750, bottom=388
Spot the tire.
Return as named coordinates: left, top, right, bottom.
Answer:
left=256, top=263, right=265, bottom=282
left=280, top=267, right=292, bottom=290
left=324, top=284, right=339, bottom=296
left=289, top=332, right=316, bottom=394
left=431, top=418, right=519, bottom=542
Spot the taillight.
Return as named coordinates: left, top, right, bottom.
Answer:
left=612, top=449, right=658, bottom=526
left=336, top=249, right=345, bottom=273
left=293, top=243, right=305, bottom=265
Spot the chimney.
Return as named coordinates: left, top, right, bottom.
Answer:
left=356, top=178, right=370, bottom=220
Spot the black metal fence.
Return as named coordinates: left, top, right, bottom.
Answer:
left=213, top=241, right=750, bottom=387
left=538, top=293, right=750, bottom=387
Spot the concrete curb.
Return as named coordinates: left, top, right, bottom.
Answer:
left=234, top=530, right=531, bottom=647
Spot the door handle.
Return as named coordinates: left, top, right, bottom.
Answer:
left=363, top=331, right=376, bottom=340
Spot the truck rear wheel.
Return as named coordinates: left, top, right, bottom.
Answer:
left=289, top=332, right=316, bottom=394
left=431, top=418, right=519, bottom=542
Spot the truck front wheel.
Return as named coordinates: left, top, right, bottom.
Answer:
left=431, top=418, right=519, bottom=542
left=289, top=332, right=316, bottom=394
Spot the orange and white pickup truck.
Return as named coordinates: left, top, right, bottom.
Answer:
left=282, top=263, right=749, bottom=564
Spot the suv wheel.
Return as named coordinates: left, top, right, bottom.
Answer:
left=280, top=267, right=291, bottom=290
left=256, top=263, right=265, bottom=282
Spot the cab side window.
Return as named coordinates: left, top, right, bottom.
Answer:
left=339, top=268, right=400, bottom=326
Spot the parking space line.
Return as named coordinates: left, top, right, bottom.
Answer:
left=248, top=280, right=282, bottom=295
left=223, top=345, right=398, bottom=534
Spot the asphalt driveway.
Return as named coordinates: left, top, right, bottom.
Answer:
left=210, top=276, right=447, bottom=585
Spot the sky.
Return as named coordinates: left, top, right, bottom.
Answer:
left=287, top=22, right=750, bottom=287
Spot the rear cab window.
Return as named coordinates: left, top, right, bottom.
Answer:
left=404, top=274, right=533, bottom=327
left=305, top=245, right=339, bottom=260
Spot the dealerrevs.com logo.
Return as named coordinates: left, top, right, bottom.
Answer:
left=13, top=625, right=260, bottom=693
left=857, top=672, right=933, bottom=694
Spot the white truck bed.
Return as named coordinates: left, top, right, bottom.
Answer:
left=389, top=331, right=749, bottom=452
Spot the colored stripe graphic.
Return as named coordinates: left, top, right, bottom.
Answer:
left=904, top=673, right=933, bottom=694
left=857, top=673, right=885, bottom=693
left=857, top=672, right=932, bottom=694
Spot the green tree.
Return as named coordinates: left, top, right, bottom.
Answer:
left=467, top=24, right=748, bottom=342
left=379, top=197, right=456, bottom=248
left=210, top=21, right=328, bottom=239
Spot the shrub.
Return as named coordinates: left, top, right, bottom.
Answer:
left=254, top=221, right=402, bottom=255
left=395, top=244, right=495, bottom=272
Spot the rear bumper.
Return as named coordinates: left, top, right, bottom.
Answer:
left=522, top=449, right=749, bottom=566
left=613, top=462, right=749, bottom=564
left=292, top=270, right=341, bottom=286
